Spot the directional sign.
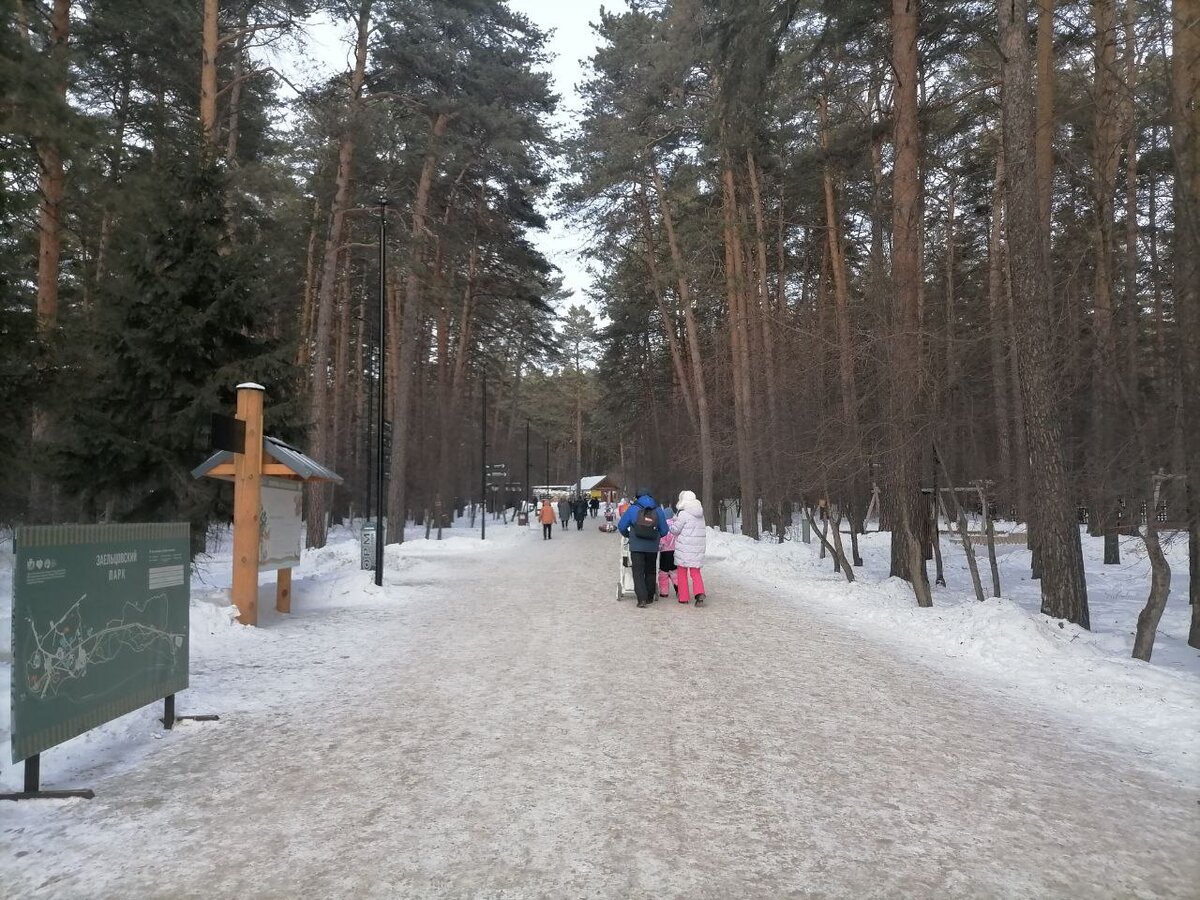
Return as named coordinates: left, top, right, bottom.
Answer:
left=210, top=413, right=245, bottom=454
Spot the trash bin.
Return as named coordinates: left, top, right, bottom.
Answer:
left=517, top=513, right=529, bottom=526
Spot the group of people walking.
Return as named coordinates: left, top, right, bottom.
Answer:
left=618, top=488, right=707, bottom=609
left=536, top=495, right=599, bottom=538
left=535, top=487, right=709, bottom=610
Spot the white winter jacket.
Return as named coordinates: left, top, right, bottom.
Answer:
left=670, top=497, right=706, bottom=567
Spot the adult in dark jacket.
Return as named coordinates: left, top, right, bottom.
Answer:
left=589, top=496, right=600, bottom=518
left=572, top=498, right=588, bottom=530
left=617, top=490, right=670, bottom=608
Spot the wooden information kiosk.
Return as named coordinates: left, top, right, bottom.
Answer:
left=193, top=383, right=341, bottom=625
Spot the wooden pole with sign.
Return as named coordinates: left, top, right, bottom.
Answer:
left=232, top=383, right=264, bottom=625
left=196, top=384, right=342, bottom=625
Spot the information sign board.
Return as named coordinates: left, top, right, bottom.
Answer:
left=11, top=523, right=190, bottom=763
left=259, top=477, right=303, bottom=571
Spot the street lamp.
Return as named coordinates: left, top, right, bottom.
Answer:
left=374, top=198, right=387, bottom=586
left=480, top=372, right=487, bottom=541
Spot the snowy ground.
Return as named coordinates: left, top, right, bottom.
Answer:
left=715, top=519, right=1200, bottom=780
left=1, top=516, right=1198, bottom=897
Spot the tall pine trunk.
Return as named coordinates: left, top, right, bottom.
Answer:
left=1035, top=0, right=1055, bottom=240
left=1000, top=0, right=1091, bottom=627
left=29, top=0, right=70, bottom=524
left=388, top=111, right=451, bottom=544
left=1092, top=0, right=1122, bottom=564
left=650, top=162, right=714, bottom=521
left=1121, top=0, right=1140, bottom=396
left=890, top=0, right=931, bottom=606
left=721, top=160, right=758, bottom=538
left=200, top=0, right=219, bottom=149
left=747, top=150, right=780, bottom=489
left=819, top=95, right=860, bottom=449
left=1170, top=0, right=1200, bottom=646
left=637, top=188, right=697, bottom=425
left=987, top=143, right=1014, bottom=517
left=305, top=0, right=371, bottom=549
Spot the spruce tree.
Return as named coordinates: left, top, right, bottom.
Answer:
left=58, top=162, right=296, bottom=550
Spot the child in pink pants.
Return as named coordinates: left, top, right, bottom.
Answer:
left=657, top=515, right=678, bottom=598
left=675, top=564, right=706, bottom=604
left=669, top=490, right=708, bottom=606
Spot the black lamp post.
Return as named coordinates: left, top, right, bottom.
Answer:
left=481, top=372, right=487, bottom=541
left=374, top=198, right=387, bottom=586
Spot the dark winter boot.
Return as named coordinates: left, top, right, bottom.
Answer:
left=694, top=594, right=705, bottom=607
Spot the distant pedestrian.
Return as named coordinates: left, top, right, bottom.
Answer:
left=573, top=497, right=588, bottom=530
left=617, top=488, right=669, bottom=608
left=589, top=496, right=600, bottom=518
left=670, top=490, right=707, bottom=605
left=539, top=499, right=557, bottom=540
left=557, top=497, right=570, bottom=532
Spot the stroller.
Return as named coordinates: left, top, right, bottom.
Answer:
left=598, top=502, right=617, bottom=533
left=617, top=535, right=636, bottom=600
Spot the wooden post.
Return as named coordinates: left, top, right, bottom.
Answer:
left=232, top=383, right=265, bottom=625
left=276, top=568, right=292, bottom=614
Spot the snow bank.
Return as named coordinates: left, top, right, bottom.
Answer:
left=707, top=525, right=1200, bottom=783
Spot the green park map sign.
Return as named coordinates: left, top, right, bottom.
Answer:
left=10, top=523, right=190, bottom=763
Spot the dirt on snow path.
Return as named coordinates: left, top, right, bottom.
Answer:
left=3, top=524, right=1197, bottom=898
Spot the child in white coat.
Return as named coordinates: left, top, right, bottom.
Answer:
left=669, top=490, right=707, bottom=605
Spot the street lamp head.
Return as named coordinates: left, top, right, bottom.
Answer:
left=376, top=197, right=389, bottom=208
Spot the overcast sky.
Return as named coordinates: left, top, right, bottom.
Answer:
left=276, top=1, right=622, bottom=310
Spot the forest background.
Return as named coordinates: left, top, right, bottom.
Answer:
left=1, top=0, right=1197, bottom=653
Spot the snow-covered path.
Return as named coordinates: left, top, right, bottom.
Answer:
left=4, top=525, right=1198, bottom=898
